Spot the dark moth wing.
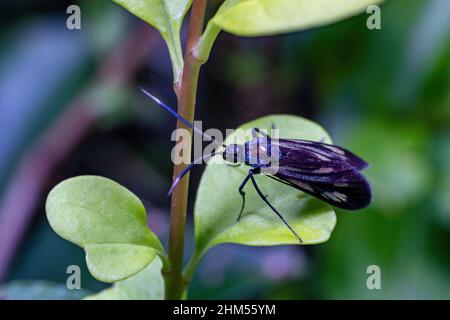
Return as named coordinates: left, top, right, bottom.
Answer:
left=272, top=167, right=371, bottom=210
left=270, top=139, right=371, bottom=210
left=275, top=139, right=369, bottom=171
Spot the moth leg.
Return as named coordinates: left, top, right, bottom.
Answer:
left=237, top=174, right=251, bottom=222
left=249, top=174, right=303, bottom=243
left=237, top=167, right=261, bottom=222
left=252, top=128, right=273, bottom=160
left=252, top=128, right=271, bottom=138
left=270, top=123, right=276, bottom=136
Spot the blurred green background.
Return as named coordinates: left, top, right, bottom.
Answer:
left=0, top=0, right=449, bottom=299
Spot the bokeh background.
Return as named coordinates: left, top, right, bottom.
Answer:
left=0, top=0, right=449, bottom=299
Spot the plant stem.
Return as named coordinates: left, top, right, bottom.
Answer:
left=193, top=22, right=221, bottom=63
left=165, top=0, right=208, bottom=300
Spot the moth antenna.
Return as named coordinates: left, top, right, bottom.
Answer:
left=139, top=87, right=225, bottom=147
left=167, top=152, right=218, bottom=197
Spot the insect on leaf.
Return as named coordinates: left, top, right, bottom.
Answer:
left=194, top=115, right=337, bottom=256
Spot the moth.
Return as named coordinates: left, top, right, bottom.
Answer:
left=140, top=88, right=372, bottom=243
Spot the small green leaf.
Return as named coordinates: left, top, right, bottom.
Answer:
left=210, top=0, right=384, bottom=36
left=194, top=115, right=336, bottom=256
left=112, top=0, right=192, bottom=80
left=46, top=175, right=165, bottom=283
left=84, top=257, right=164, bottom=300
left=85, top=244, right=157, bottom=283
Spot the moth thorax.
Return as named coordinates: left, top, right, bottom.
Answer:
left=246, top=139, right=280, bottom=168
left=223, top=144, right=244, bottom=164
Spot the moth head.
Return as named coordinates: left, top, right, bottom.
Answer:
left=223, top=144, right=244, bottom=164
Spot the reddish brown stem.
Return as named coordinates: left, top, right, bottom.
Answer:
left=165, top=0, right=207, bottom=300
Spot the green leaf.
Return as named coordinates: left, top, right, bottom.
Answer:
left=112, top=0, right=192, bottom=80
left=84, top=257, right=164, bottom=300
left=85, top=244, right=157, bottom=283
left=194, top=115, right=336, bottom=256
left=210, top=0, right=384, bottom=36
left=46, top=175, right=165, bottom=283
